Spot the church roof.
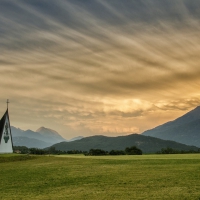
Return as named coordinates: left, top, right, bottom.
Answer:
left=0, top=109, right=8, bottom=144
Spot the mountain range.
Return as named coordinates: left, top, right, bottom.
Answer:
left=48, top=106, right=200, bottom=153
left=142, top=106, right=200, bottom=147
left=12, top=106, right=200, bottom=151
left=50, top=134, right=198, bottom=154
left=11, top=126, right=83, bottom=148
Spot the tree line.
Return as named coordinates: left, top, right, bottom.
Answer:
left=86, top=146, right=142, bottom=156
left=13, top=146, right=143, bottom=155
left=13, top=146, right=86, bottom=155
left=156, top=147, right=200, bottom=154
left=14, top=146, right=200, bottom=155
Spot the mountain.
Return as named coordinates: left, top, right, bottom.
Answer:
left=12, top=126, right=47, bottom=139
left=36, top=127, right=66, bottom=144
left=49, top=134, right=198, bottom=153
left=13, top=137, right=52, bottom=148
left=142, top=106, right=200, bottom=147
left=11, top=126, right=66, bottom=148
left=68, top=136, right=84, bottom=142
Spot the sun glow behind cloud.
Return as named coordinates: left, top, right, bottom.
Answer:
left=1, top=0, right=200, bottom=138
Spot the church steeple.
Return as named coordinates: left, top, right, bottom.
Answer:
left=0, top=102, right=13, bottom=153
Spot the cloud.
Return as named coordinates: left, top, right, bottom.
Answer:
left=155, top=98, right=200, bottom=111
left=1, top=0, right=200, bottom=138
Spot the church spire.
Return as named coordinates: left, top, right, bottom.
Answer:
left=6, top=99, right=9, bottom=110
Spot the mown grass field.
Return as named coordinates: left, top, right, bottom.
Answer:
left=1, top=154, right=200, bottom=200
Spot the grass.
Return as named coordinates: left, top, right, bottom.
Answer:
left=0, top=154, right=36, bottom=163
left=0, top=154, right=200, bottom=199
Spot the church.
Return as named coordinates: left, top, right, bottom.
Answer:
left=0, top=102, right=13, bottom=153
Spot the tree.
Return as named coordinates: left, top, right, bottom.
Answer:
left=49, top=147, right=56, bottom=154
left=109, top=150, right=125, bottom=155
left=88, top=149, right=107, bottom=156
left=125, top=146, right=142, bottom=155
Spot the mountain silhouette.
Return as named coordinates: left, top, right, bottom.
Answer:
left=49, top=134, right=198, bottom=153
left=142, top=106, right=200, bottom=147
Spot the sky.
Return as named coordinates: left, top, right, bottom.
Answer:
left=1, top=0, right=200, bottom=139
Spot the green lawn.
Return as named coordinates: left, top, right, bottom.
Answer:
left=1, top=154, right=200, bottom=200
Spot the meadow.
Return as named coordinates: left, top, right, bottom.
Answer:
left=1, top=154, right=200, bottom=200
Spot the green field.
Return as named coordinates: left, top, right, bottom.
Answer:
left=1, top=154, right=200, bottom=200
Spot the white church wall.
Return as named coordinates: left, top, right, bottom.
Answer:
left=0, top=115, right=13, bottom=153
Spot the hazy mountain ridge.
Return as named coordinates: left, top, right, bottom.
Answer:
left=13, top=136, right=52, bottom=149
left=50, top=134, right=198, bottom=153
left=142, top=106, right=200, bottom=147
left=11, top=126, right=84, bottom=148
left=11, top=126, right=49, bottom=142
left=11, top=126, right=65, bottom=144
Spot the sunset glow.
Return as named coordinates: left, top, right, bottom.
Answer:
left=1, top=0, right=200, bottom=139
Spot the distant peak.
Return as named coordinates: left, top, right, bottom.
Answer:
left=36, top=127, right=47, bottom=131
left=36, top=127, right=56, bottom=133
left=35, top=126, right=66, bottom=141
left=36, top=127, right=60, bottom=135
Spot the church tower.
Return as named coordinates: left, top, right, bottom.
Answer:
left=0, top=100, right=13, bottom=153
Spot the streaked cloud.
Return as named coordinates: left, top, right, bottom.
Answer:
left=1, top=0, right=200, bottom=138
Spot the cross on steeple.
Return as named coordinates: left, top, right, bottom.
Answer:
left=6, top=99, right=9, bottom=110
